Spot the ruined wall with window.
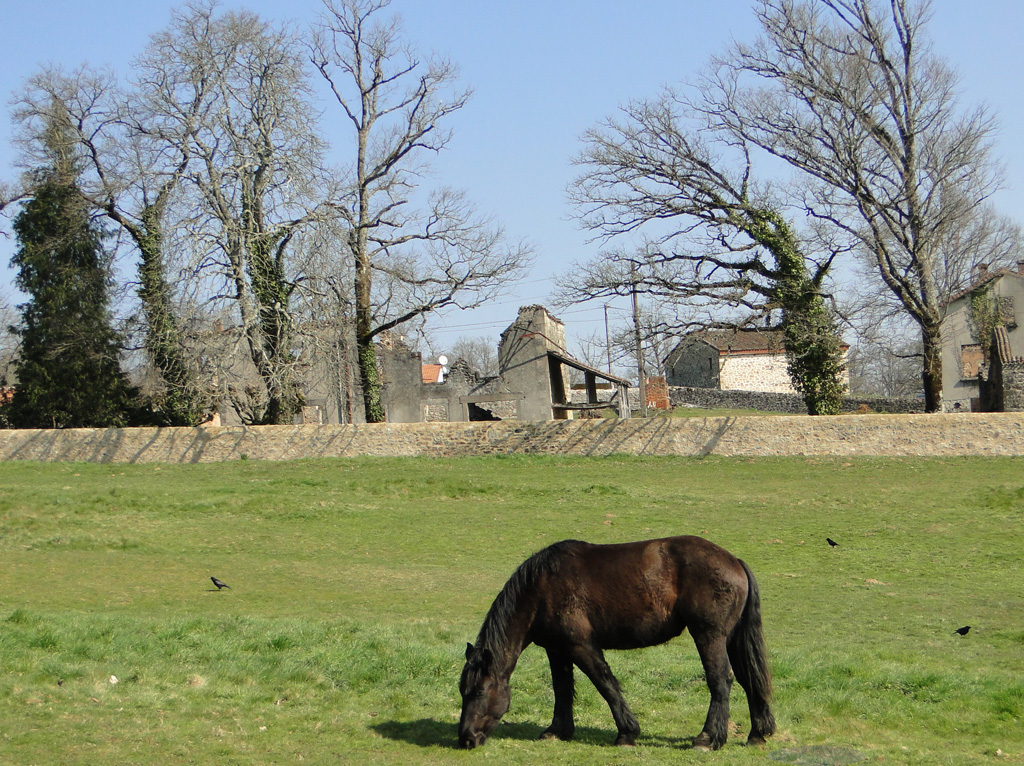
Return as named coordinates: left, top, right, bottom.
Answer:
left=941, top=265, right=1024, bottom=411
left=380, top=349, right=510, bottom=423
left=978, top=325, right=1024, bottom=412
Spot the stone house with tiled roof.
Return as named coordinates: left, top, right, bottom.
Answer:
left=664, top=329, right=850, bottom=395
left=664, top=330, right=795, bottom=393
left=941, top=263, right=1024, bottom=411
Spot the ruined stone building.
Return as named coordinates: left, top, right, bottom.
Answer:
left=942, top=263, right=1024, bottom=412
left=202, top=305, right=632, bottom=425
left=380, top=306, right=631, bottom=422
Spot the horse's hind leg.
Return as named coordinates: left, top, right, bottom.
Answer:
left=571, top=644, right=641, bottom=746
left=692, top=631, right=733, bottom=751
left=728, top=642, right=774, bottom=745
left=540, top=648, right=575, bottom=741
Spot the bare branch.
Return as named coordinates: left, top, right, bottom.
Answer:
left=311, top=0, right=531, bottom=421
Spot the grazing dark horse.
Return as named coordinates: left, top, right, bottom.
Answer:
left=458, top=536, right=775, bottom=751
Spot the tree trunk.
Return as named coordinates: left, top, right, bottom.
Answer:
left=354, top=245, right=385, bottom=423
left=921, top=324, right=943, bottom=413
left=357, top=339, right=385, bottom=423
left=136, top=206, right=208, bottom=426
left=751, top=210, right=846, bottom=415
left=248, top=237, right=302, bottom=425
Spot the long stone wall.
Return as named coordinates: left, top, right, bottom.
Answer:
left=1, top=412, right=1023, bottom=463
left=669, top=386, right=925, bottom=415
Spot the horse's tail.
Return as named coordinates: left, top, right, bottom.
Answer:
left=728, top=559, right=776, bottom=742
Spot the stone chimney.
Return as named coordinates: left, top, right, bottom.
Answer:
left=495, top=305, right=570, bottom=421
left=499, top=305, right=567, bottom=356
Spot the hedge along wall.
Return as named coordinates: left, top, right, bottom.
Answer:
left=1, top=413, right=1023, bottom=463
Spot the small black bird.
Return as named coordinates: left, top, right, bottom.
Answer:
left=210, top=576, right=231, bottom=590
left=953, top=626, right=971, bottom=636
left=826, top=537, right=839, bottom=547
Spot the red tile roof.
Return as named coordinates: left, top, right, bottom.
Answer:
left=945, top=267, right=1024, bottom=306
left=684, top=329, right=848, bottom=355
left=421, top=364, right=444, bottom=384
left=690, top=330, right=786, bottom=354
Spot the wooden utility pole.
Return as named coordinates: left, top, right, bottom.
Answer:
left=631, top=266, right=648, bottom=418
left=604, top=304, right=613, bottom=374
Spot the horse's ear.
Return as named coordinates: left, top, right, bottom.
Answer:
left=480, top=648, right=493, bottom=668
left=465, top=642, right=475, bottom=660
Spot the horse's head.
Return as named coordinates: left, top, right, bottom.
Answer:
left=457, top=642, right=510, bottom=749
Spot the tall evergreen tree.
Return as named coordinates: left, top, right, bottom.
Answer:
left=8, top=106, right=141, bottom=429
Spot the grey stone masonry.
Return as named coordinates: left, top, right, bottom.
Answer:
left=668, top=386, right=924, bottom=414
left=1, top=412, right=1022, bottom=462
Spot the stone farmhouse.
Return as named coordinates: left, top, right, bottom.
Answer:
left=665, top=329, right=851, bottom=395
left=941, top=263, right=1024, bottom=412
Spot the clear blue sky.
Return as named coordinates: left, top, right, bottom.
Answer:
left=1, top=1, right=1022, bottom=361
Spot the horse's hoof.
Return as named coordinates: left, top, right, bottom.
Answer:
left=539, top=730, right=573, bottom=742
left=613, top=735, right=637, bottom=747
left=692, top=734, right=722, bottom=751
left=746, top=735, right=767, bottom=747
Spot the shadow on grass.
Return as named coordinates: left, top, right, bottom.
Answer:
left=371, top=718, right=454, bottom=748
left=371, top=718, right=696, bottom=750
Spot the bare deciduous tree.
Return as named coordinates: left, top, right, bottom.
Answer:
left=0, top=182, right=24, bottom=215
left=847, top=335, right=923, bottom=398
left=170, top=4, right=333, bottom=424
left=447, top=336, right=498, bottom=377
left=311, top=0, right=531, bottom=423
left=704, top=0, right=1004, bottom=411
left=289, top=218, right=360, bottom=423
left=838, top=206, right=1023, bottom=398
left=0, top=291, right=17, bottom=386
left=567, top=90, right=848, bottom=414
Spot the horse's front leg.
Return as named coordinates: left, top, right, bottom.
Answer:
left=539, top=648, right=575, bottom=741
left=692, top=632, right=733, bottom=750
left=571, top=644, right=641, bottom=746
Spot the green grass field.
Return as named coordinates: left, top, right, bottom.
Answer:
left=1, top=455, right=1022, bottom=765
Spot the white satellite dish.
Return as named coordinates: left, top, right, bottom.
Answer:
left=438, top=355, right=449, bottom=366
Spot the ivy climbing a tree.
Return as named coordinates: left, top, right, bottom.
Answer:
left=753, top=211, right=846, bottom=415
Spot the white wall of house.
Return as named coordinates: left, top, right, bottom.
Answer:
left=719, top=353, right=796, bottom=394
left=940, top=293, right=982, bottom=411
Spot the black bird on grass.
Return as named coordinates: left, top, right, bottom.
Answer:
left=210, top=576, right=231, bottom=590
left=953, top=626, right=971, bottom=636
left=826, top=537, right=839, bottom=547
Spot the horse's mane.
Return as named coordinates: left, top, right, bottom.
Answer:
left=476, top=540, right=580, bottom=657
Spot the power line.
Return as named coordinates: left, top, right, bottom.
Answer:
left=427, top=320, right=511, bottom=335
left=423, top=298, right=637, bottom=336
